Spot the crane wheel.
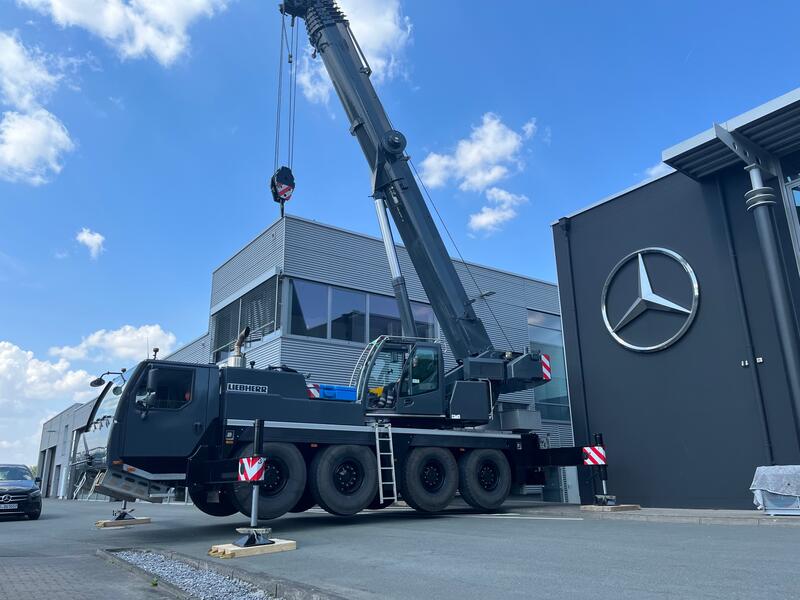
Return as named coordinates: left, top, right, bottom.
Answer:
left=288, top=488, right=317, bottom=513
left=188, top=485, right=239, bottom=517
left=457, top=449, right=511, bottom=512
left=309, top=445, right=377, bottom=516
left=399, top=447, right=458, bottom=513
left=232, top=442, right=306, bottom=520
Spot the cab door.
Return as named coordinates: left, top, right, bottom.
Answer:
left=121, top=364, right=210, bottom=469
left=396, top=343, right=445, bottom=416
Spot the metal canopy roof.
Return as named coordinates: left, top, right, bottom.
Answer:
left=663, top=87, right=800, bottom=179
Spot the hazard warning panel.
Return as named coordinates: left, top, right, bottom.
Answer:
left=238, top=456, right=266, bottom=482
left=541, top=353, right=552, bottom=381
left=582, top=446, right=607, bottom=466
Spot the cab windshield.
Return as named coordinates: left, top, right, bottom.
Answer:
left=75, top=366, right=138, bottom=463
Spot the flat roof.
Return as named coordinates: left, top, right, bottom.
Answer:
left=214, top=214, right=557, bottom=288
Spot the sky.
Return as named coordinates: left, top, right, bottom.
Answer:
left=2, top=0, right=800, bottom=465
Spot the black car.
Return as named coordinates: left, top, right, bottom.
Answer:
left=0, top=464, right=42, bottom=520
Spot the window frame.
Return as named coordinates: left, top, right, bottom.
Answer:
left=286, top=277, right=438, bottom=346
left=527, top=308, right=572, bottom=423
left=134, top=365, right=196, bottom=412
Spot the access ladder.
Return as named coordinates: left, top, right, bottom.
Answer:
left=374, top=423, right=397, bottom=504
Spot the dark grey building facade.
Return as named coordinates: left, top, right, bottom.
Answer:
left=554, top=89, right=800, bottom=509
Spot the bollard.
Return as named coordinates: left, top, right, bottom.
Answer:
left=593, top=432, right=615, bottom=506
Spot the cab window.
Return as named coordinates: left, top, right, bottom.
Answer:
left=136, top=367, right=194, bottom=410
left=409, top=347, right=439, bottom=395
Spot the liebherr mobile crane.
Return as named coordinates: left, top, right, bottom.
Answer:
left=84, top=0, right=605, bottom=518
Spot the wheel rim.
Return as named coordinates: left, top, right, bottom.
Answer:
left=260, top=458, right=289, bottom=496
left=477, top=459, right=500, bottom=492
left=420, top=458, right=445, bottom=493
left=333, top=459, right=364, bottom=495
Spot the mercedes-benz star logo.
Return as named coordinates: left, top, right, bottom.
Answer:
left=1, top=494, right=11, bottom=503
left=601, top=247, right=699, bottom=352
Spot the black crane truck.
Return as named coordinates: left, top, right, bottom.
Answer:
left=84, top=0, right=605, bottom=519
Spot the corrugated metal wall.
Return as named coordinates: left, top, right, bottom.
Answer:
left=211, top=219, right=285, bottom=308
left=165, top=333, right=211, bottom=363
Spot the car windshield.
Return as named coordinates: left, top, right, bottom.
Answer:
left=0, top=466, right=32, bottom=481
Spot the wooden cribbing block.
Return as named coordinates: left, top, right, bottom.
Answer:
left=95, top=517, right=152, bottom=528
left=580, top=504, right=641, bottom=512
left=208, top=539, right=297, bottom=559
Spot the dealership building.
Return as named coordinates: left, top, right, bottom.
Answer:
left=555, top=88, right=800, bottom=509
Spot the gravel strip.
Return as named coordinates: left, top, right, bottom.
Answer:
left=115, top=550, right=281, bottom=600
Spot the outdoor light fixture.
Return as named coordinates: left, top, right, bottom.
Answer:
left=89, top=368, right=127, bottom=388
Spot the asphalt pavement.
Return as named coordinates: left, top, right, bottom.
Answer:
left=1, top=499, right=798, bottom=600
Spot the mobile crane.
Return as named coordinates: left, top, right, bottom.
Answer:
left=84, top=0, right=605, bottom=519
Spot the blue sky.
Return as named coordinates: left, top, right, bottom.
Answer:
left=2, top=0, right=800, bottom=463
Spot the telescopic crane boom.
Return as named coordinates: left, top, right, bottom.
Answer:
left=281, top=0, right=548, bottom=404
left=281, top=0, right=493, bottom=360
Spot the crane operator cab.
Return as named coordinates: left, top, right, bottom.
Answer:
left=357, top=337, right=447, bottom=418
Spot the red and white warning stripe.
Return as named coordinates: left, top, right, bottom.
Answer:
left=582, top=445, right=607, bottom=466
left=276, top=184, right=294, bottom=201
left=307, top=383, right=320, bottom=399
left=238, top=456, right=266, bottom=482
left=541, top=353, right=552, bottom=381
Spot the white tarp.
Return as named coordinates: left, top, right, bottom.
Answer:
left=750, top=465, right=800, bottom=514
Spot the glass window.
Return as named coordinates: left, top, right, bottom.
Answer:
left=792, top=187, right=800, bottom=226
left=136, top=367, right=194, bottom=410
left=212, top=277, right=281, bottom=362
left=409, top=346, right=439, bottom=395
left=369, top=294, right=403, bottom=338
left=331, top=287, right=366, bottom=342
left=412, top=302, right=435, bottom=339
left=528, top=310, right=569, bottom=421
left=289, top=279, right=328, bottom=338
left=0, top=466, right=33, bottom=481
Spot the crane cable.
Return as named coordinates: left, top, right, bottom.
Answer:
left=271, top=13, right=299, bottom=215
left=409, top=159, right=516, bottom=352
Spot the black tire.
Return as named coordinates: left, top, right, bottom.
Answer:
left=232, top=442, right=306, bottom=520
left=399, top=447, right=458, bottom=513
left=309, top=445, right=377, bottom=516
left=27, top=510, right=41, bottom=520
left=457, top=449, right=511, bottom=511
left=288, top=487, right=317, bottom=513
left=188, top=486, right=238, bottom=517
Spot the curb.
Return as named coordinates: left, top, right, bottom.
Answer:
left=98, top=548, right=348, bottom=600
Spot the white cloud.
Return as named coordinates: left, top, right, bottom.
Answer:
left=76, top=227, right=105, bottom=259
left=420, top=113, right=534, bottom=192
left=0, top=31, right=60, bottom=110
left=17, top=0, right=230, bottom=67
left=0, top=109, right=74, bottom=185
left=49, top=324, right=177, bottom=362
left=468, top=187, right=528, bottom=234
left=0, top=340, right=93, bottom=464
left=643, top=161, right=674, bottom=181
left=0, top=32, right=74, bottom=185
left=297, top=0, right=411, bottom=104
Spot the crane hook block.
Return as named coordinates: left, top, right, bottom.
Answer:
left=271, top=166, right=295, bottom=204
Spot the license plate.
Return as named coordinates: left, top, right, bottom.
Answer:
left=0, top=503, right=18, bottom=510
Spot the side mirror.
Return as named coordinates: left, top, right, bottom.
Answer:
left=34, top=477, right=41, bottom=485
left=146, top=368, right=160, bottom=394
